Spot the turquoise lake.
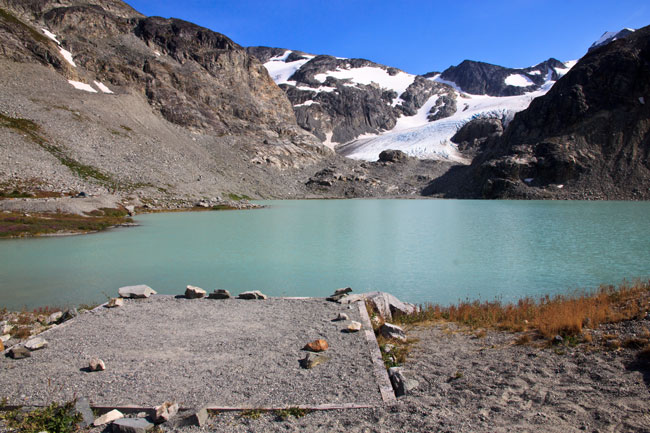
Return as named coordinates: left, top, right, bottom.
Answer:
left=1, top=199, right=649, bottom=310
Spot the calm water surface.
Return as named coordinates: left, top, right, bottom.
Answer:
left=1, top=200, right=649, bottom=310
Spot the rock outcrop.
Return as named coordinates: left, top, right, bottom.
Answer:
left=435, top=58, right=569, bottom=97
left=427, top=25, right=650, bottom=200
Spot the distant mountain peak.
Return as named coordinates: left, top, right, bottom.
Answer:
left=589, top=28, right=635, bottom=51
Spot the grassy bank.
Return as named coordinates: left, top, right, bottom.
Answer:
left=0, top=208, right=133, bottom=238
left=394, top=280, right=650, bottom=338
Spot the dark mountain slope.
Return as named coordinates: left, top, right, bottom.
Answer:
left=426, top=25, right=650, bottom=200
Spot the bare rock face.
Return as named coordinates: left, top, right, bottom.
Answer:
left=451, top=118, right=504, bottom=156
left=438, top=58, right=568, bottom=97
left=429, top=24, right=650, bottom=200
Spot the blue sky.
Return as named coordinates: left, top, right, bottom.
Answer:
left=125, top=0, right=649, bottom=74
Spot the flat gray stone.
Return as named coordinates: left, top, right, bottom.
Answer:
left=300, top=352, right=330, bottom=369
left=167, top=408, right=208, bottom=428
left=112, top=417, right=154, bottom=433
left=237, top=290, right=267, bottom=300
left=75, top=397, right=94, bottom=427
left=7, top=346, right=31, bottom=359
left=118, top=285, right=157, bottom=299
left=47, top=311, right=63, bottom=325
left=25, top=337, right=48, bottom=351
left=93, top=409, right=124, bottom=426
left=388, top=367, right=418, bottom=397
left=207, top=289, right=232, bottom=299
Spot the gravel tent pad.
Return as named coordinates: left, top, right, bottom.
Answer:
left=0, top=296, right=389, bottom=409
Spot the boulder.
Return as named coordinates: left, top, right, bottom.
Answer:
left=105, top=298, right=124, bottom=308
left=185, top=285, right=206, bottom=299
left=166, top=408, right=208, bottom=428
left=237, top=290, right=267, bottom=300
left=112, top=417, right=154, bottom=433
left=74, top=397, right=95, bottom=428
left=207, top=289, right=232, bottom=299
left=7, top=346, right=30, bottom=359
left=0, top=334, right=9, bottom=343
left=153, top=401, right=179, bottom=424
left=60, top=308, right=79, bottom=322
left=347, top=321, right=362, bottom=332
left=380, top=323, right=407, bottom=342
left=388, top=367, right=419, bottom=397
left=303, top=339, right=329, bottom=352
left=25, top=337, right=48, bottom=351
left=333, top=287, right=352, bottom=296
left=338, top=292, right=417, bottom=321
left=93, top=409, right=124, bottom=426
left=125, top=205, right=135, bottom=216
left=118, top=285, right=157, bottom=299
left=326, top=287, right=354, bottom=302
left=333, top=313, right=349, bottom=321
left=378, top=149, right=409, bottom=163
left=46, top=311, right=63, bottom=325
left=89, top=358, right=106, bottom=371
left=300, top=352, right=330, bottom=369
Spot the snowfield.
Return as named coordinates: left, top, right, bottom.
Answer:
left=263, top=50, right=576, bottom=162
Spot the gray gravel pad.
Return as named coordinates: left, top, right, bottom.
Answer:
left=0, top=297, right=382, bottom=408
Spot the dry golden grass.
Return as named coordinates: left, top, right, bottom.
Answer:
left=395, top=280, right=650, bottom=339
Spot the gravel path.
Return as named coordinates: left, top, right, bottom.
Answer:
left=0, top=297, right=382, bottom=408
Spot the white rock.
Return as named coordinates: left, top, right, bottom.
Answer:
left=154, top=401, right=179, bottom=423
left=93, top=409, right=124, bottom=426
left=89, top=357, right=106, bottom=371
left=118, top=284, right=157, bottom=298
left=0, top=334, right=10, bottom=343
left=46, top=311, right=63, bottom=325
left=105, top=298, right=124, bottom=308
left=25, top=337, right=48, bottom=351
left=237, top=290, right=267, bottom=300
left=1, top=322, right=13, bottom=334
left=185, top=285, right=207, bottom=299
left=347, top=321, right=362, bottom=332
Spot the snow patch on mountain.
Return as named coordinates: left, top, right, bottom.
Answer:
left=504, top=74, right=535, bottom=87
left=264, top=50, right=315, bottom=85
left=590, top=28, right=635, bottom=50
left=42, top=28, right=76, bottom=67
left=42, top=28, right=60, bottom=44
left=94, top=81, right=114, bottom=94
left=68, top=80, right=97, bottom=93
left=314, top=66, right=415, bottom=96
left=553, top=60, right=577, bottom=77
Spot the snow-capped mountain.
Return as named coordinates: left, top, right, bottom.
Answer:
left=589, top=28, right=635, bottom=51
left=249, top=46, right=575, bottom=162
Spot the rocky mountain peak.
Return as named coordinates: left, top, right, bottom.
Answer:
left=588, top=28, right=635, bottom=52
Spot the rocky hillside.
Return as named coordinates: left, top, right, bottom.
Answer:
left=426, top=25, right=650, bottom=200
left=0, top=0, right=331, bottom=202
left=248, top=46, right=574, bottom=162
